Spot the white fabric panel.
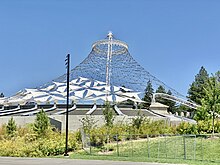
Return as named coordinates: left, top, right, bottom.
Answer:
left=5, top=77, right=144, bottom=105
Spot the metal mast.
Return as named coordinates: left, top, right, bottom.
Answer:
left=105, top=31, right=113, bottom=101
left=64, top=54, right=70, bottom=156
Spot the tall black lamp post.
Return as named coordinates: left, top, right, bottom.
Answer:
left=64, top=54, right=70, bottom=156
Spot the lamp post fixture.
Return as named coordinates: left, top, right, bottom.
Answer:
left=64, top=54, right=70, bottom=156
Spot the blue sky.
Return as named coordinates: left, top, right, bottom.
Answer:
left=0, top=0, right=220, bottom=97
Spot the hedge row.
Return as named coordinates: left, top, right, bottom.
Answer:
left=0, top=117, right=220, bottom=157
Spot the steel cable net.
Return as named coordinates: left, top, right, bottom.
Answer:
left=55, top=33, right=185, bottom=99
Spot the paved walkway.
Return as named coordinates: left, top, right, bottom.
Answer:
left=0, top=157, right=187, bottom=165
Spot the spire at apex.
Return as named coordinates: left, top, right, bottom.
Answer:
left=107, top=31, right=113, bottom=39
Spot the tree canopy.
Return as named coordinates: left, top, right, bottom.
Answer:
left=155, top=86, right=176, bottom=113
left=0, top=93, right=4, bottom=98
left=166, top=90, right=177, bottom=114
left=33, top=109, right=50, bottom=137
left=188, top=66, right=209, bottom=105
left=155, top=85, right=167, bottom=105
left=143, top=80, right=154, bottom=108
left=6, top=117, right=17, bottom=138
left=194, top=74, right=220, bottom=121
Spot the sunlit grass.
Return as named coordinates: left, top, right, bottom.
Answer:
left=66, top=136, right=220, bottom=165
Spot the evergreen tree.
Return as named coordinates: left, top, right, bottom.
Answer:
left=6, top=117, right=17, bottom=137
left=155, top=86, right=176, bottom=113
left=166, top=90, right=177, bottom=114
left=176, top=104, right=190, bottom=115
left=156, top=85, right=166, bottom=93
left=0, top=93, right=4, bottom=98
left=188, top=66, right=209, bottom=105
left=155, top=85, right=167, bottom=105
left=33, top=109, right=50, bottom=137
left=143, top=80, right=154, bottom=108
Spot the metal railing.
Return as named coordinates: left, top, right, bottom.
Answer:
left=81, top=133, right=220, bottom=163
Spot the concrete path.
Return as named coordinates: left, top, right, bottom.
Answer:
left=0, top=157, right=187, bottom=165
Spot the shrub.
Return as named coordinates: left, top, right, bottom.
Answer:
left=0, top=130, right=81, bottom=157
left=103, top=101, right=115, bottom=128
left=197, top=119, right=220, bottom=134
left=80, top=115, right=97, bottom=134
left=6, top=117, right=17, bottom=138
left=33, top=109, right=50, bottom=137
left=176, top=122, right=198, bottom=135
left=131, top=110, right=145, bottom=130
left=0, top=124, right=6, bottom=139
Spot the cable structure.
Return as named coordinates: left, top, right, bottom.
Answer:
left=55, top=33, right=185, bottom=99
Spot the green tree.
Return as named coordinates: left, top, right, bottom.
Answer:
left=6, top=117, right=17, bottom=137
left=155, top=85, right=167, bottom=105
left=0, top=93, right=4, bottom=98
left=33, top=109, right=50, bottom=137
left=166, top=90, right=177, bottom=114
left=80, top=115, right=97, bottom=134
left=188, top=66, right=209, bottom=105
left=143, top=80, right=154, bottom=108
left=103, top=101, right=115, bottom=128
left=155, top=86, right=177, bottom=113
left=194, top=74, right=220, bottom=134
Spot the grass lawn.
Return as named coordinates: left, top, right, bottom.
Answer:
left=65, top=152, right=219, bottom=165
left=60, top=135, right=220, bottom=165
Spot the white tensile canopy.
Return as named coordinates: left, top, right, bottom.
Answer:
left=1, top=77, right=144, bottom=105
left=0, top=97, right=7, bottom=105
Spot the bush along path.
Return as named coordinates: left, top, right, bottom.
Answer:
left=0, top=110, right=219, bottom=161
